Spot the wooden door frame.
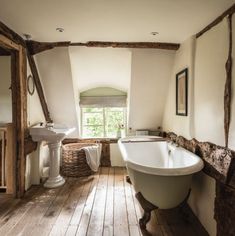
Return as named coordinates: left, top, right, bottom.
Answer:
left=0, top=34, right=27, bottom=198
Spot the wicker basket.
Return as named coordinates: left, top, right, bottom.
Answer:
left=62, top=143, right=97, bottom=177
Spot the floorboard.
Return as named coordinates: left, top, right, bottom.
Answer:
left=103, top=167, right=114, bottom=236
left=0, top=167, right=209, bottom=236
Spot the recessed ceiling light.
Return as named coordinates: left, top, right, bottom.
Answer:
left=151, top=32, right=159, bottom=36
left=56, top=28, right=64, bottom=33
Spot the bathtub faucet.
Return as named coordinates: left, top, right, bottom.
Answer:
left=169, top=141, right=179, bottom=147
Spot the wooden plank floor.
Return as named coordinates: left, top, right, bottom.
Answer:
left=0, top=167, right=208, bottom=236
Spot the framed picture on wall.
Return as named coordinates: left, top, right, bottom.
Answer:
left=176, top=68, right=188, bottom=116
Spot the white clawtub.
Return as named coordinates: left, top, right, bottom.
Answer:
left=118, top=136, right=204, bottom=223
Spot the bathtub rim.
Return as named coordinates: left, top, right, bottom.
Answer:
left=118, top=136, right=204, bottom=176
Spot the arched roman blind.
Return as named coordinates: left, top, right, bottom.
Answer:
left=79, top=87, right=127, bottom=107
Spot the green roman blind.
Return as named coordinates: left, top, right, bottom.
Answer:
left=79, top=87, right=127, bottom=107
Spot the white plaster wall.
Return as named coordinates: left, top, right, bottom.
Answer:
left=0, top=56, right=12, bottom=123
left=162, top=17, right=235, bottom=235
left=35, top=47, right=79, bottom=137
left=162, top=36, right=217, bottom=236
left=189, top=18, right=235, bottom=235
left=69, top=47, right=132, bottom=136
left=69, top=47, right=132, bottom=93
left=129, top=49, right=175, bottom=131
left=194, top=19, right=228, bottom=147
left=162, top=37, right=195, bottom=139
left=27, top=60, right=45, bottom=126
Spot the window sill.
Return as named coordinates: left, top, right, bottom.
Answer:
left=63, top=137, right=119, bottom=144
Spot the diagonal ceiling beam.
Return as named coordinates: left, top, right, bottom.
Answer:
left=27, top=52, right=53, bottom=123
left=196, top=3, right=235, bottom=38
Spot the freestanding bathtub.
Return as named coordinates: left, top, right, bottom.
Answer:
left=118, top=136, right=204, bottom=229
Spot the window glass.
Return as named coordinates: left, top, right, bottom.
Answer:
left=81, top=107, right=126, bottom=138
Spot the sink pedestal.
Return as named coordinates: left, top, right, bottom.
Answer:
left=44, top=141, right=65, bottom=188
left=29, top=123, right=76, bottom=188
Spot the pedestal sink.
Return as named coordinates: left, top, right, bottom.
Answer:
left=30, top=123, right=75, bottom=188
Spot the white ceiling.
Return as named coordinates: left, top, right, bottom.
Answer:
left=0, top=0, right=234, bottom=43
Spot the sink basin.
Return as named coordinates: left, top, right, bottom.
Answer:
left=29, top=123, right=76, bottom=188
left=30, top=123, right=76, bottom=142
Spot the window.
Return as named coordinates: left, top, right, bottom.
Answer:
left=81, top=107, right=126, bottom=138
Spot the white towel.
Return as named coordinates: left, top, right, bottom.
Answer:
left=82, top=144, right=101, bottom=172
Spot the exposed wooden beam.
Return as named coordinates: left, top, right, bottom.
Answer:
left=10, top=45, right=28, bottom=198
left=26, top=40, right=180, bottom=54
left=165, top=132, right=235, bottom=188
left=224, top=14, right=233, bottom=148
left=0, top=21, right=26, bottom=47
left=24, top=136, right=37, bottom=155
left=0, top=34, right=20, bottom=51
left=196, top=3, right=235, bottom=38
left=70, top=41, right=180, bottom=50
left=26, top=40, right=71, bottom=55
left=27, top=53, right=53, bottom=123
left=17, top=45, right=27, bottom=198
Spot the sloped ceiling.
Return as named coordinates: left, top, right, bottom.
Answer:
left=0, top=0, right=234, bottom=43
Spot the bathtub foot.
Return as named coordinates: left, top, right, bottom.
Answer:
left=135, top=192, right=158, bottom=230
left=126, top=175, right=132, bottom=184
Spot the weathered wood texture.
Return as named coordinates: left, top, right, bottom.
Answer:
left=215, top=181, right=235, bottom=236
left=196, top=3, right=235, bottom=38
left=224, top=14, right=233, bottom=148
left=11, top=49, right=27, bottom=197
left=24, top=136, right=37, bottom=155
left=62, top=138, right=113, bottom=166
left=26, top=40, right=70, bottom=55
left=0, top=167, right=208, bottom=236
left=70, top=41, right=180, bottom=50
left=26, top=40, right=180, bottom=55
left=165, top=132, right=235, bottom=188
left=0, top=21, right=26, bottom=47
left=27, top=53, right=53, bottom=123
left=164, top=132, right=235, bottom=236
left=16, top=46, right=27, bottom=198
left=63, top=138, right=118, bottom=144
left=100, top=142, right=111, bottom=166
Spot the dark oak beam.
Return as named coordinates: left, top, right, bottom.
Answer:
left=166, top=132, right=235, bottom=188
left=196, top=3, right=235, bottom=38
left=26, top=40, right=180, bottom=54
left=224, top=15, right=233, bottom=148
left=215, top=182, right=235, bottom=236
left=70, top=41, right=180, bottom=50
left=24, top=136, right=37, bottom=155
left=27, top=53, right=53, bottom=123
left=0, top=21, right=26, bottom=47
left=26, top=40, right=71, bottom=55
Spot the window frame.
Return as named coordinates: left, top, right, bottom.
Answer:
left=81, top=107, right=126, bottom=138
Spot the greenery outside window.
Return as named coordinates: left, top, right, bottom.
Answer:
left=81, top=107, right=126, bottom=138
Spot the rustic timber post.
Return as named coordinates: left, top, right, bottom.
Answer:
left=0, top=33, right=27, bottom=197
left=224, top=14, right=233, bottom=148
